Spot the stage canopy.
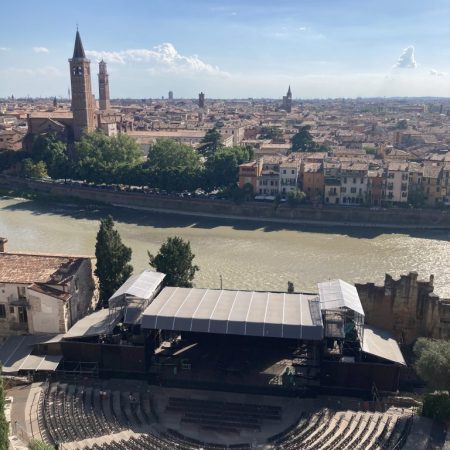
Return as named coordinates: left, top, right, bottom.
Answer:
left=318, top=279, right=365, bottom=316
left=141, top=287, right=324, bottom=340
left=64, top=308, right=121, bottom=338
left=0, top=335, right=62, bottom=374
left=109, top=270, right=165, bottom=308
left=362, top=325, right=406, bottom=365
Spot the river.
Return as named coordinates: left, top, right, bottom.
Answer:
left=1, top=196, right=449, bottom=297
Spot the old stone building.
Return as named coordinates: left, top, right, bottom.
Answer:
left=0, top=238, right=96, bottom=337
left=356, top=272, right=450, bottom=345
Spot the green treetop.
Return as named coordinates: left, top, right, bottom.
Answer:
left=149, top=236, right=199, bottom=288
left=95, top=215, right=133, bottom=305
left=291, top=125, right=318, bottom=152
left=200, top=127, right=222, bottom=155
left=75, top=131, right=143, bottom=183
left=0, top=370, right=9, bottom=450
left=414, top=338, right=450, bottom=391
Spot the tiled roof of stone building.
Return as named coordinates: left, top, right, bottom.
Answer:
left=0, top=253, right=86, bottom=285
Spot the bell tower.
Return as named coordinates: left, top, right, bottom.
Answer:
left=69, top=30, right=96, bottom=140
left=98, top=60, right=111, bottom=111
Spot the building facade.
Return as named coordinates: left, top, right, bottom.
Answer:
left=0, top=239, right=96, bottom=337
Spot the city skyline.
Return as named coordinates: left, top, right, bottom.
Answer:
left=2, top=0, right=450, bottom=99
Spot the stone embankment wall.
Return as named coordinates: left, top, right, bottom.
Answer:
left=2, top=175, right=450, bottom=228
left=356, top=272, right=450, bottom=345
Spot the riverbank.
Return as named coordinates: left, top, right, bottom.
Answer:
left=1, top=175, right=449, bottom=229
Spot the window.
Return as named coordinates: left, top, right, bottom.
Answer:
left=18, top=306, right=27, bottom=324
left=350, top=187, right=356, bottom=194
left=0, top=304, right=5, bottom=318
left=17, top=286, right=26, bottom=299
left=353, top=178, right=356, bottom=184
left=283, top=170, right=286, bottom=174
left=291, top=170, right=295, bottom=175
left=9, top=306, right=14, bottom=314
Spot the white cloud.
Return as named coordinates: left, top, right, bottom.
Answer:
left=298, top=27, right=308, bottom=31
left=394, top=46, right=417, bottom=69
left=86, top=43, right=229, bottom=77
left=0, top=47, right=9, bottom=52
left=430, top=69, right=446, bottom=77
left=33, top=47, right=49, bottom=53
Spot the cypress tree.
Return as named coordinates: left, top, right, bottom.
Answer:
left=95, top=215, right=133, bottom=305
left=0, top=370, right=9, bottom=450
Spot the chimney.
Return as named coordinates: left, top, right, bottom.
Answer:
left=0, top=238, right=7, bottom=253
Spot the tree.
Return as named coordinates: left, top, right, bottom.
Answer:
left=422, top=393, right=450, bottom=421
left=396, top=119, right=408, bottom=129
left=259, top=126, right=283, bottom=141
left=22, top=158, right=48, bottom=178
left=149, top=237, right=199, bottom=287
left=200, top=127, right=222, bottom=154
left=30, top=134, right=71, bottom=180
left=408, top=189, right=426, bottom=208
left=145, top=139, right=203, bottom=192
left=291, top=125, right=318, bottom=152
left=0, top=371, right=8, bottom=450
left=414, top=338, right=450, bottom=391
left=95, top=216, right=133, bottom=305
left=205, top=146, right=253, bottom=189
left=287, top=188, right=306, bottom=207
left=75, top=131, right=143, bottom=183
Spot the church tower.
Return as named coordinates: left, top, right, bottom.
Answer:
left=98, top=60, right=111, bottom=111
left=284, top=85, right=292, bottom=113
left=69, top=30, right=96, bottom=140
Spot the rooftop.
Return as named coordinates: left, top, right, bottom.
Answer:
left=142, top=287, right=324, bottom=340
left=0, top=252, right=87, bottom=284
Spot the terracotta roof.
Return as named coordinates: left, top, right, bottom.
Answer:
left=0, top=253, right=86, bottom=284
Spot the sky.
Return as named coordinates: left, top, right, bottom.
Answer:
left=2, top=0, right=450, bottom=99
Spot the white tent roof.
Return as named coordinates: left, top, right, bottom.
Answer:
left=318, top=279, right=365, bottom=316
left=0, top=335, right=62, bottom=374
left=141, top=287, right=324, bottom=340
left=64, top=308, right=121, bottom=338
left=109, top=270, right=165, bottom=307
left=362, top=325, right=406, bottom=365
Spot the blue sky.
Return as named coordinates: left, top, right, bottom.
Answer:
left=2, top=0, right=450, bottom=98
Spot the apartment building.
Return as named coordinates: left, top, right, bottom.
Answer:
left=385, top=162, right=409, bottom=204
left=256, top=158, right=282, bottom=197
left=339, top=162, right=369, bottom=205
left=279, top=160, right=300, bottom=196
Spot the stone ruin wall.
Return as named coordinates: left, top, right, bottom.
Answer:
left=356, top=272, right=450, bottom=345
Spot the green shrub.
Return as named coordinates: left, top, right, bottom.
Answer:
left=421, top=393, right=450, bottom=421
